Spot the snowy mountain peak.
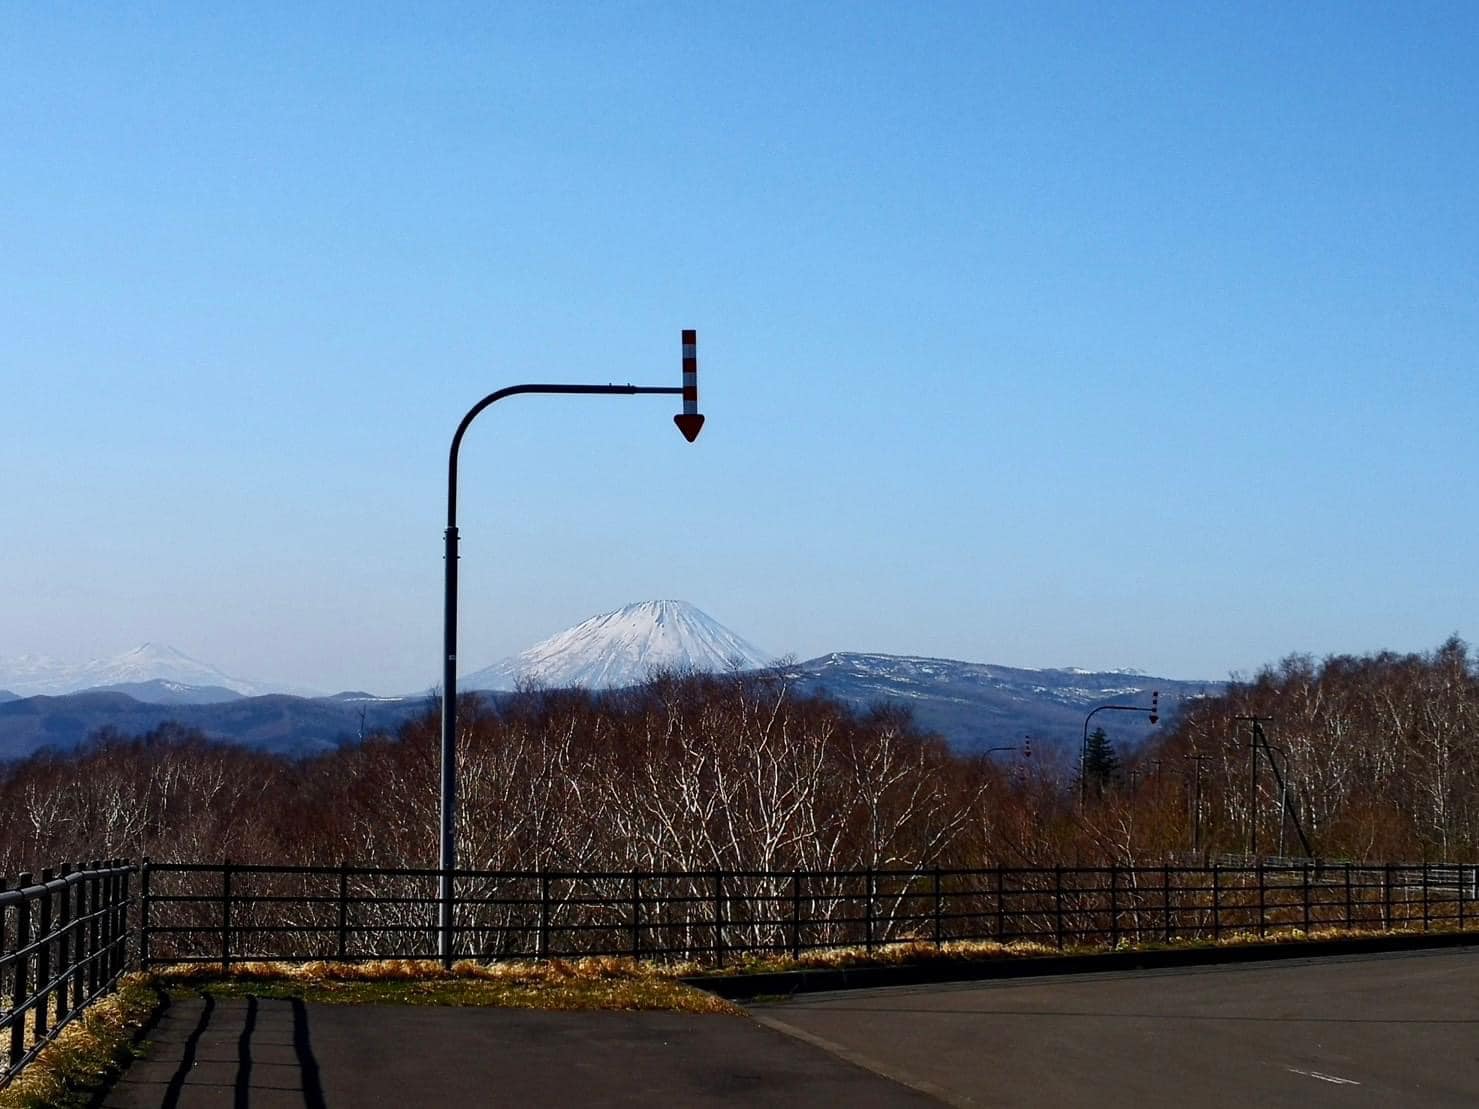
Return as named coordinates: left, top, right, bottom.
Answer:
left=0, top=643, right=267, bottom=698
left=462, top=600, right=773, bottom=692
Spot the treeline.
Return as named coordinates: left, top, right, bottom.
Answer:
left=1131, top=636, right=1479, bottom=862
left=0, top=672, right=1009, bottom=875
left=1, top=641, right=1476, bottom=875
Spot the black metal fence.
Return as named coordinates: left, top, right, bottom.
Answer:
left=141, top=860, right=1479, bottom=969
left=0, top=861, right=134, bottom=1086
left=4, top=857, right=1476, bottom=1087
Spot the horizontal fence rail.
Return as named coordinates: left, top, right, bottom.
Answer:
left=4, top=856, right=1475, bottom=1088
left=0, top=860, right=134, bottom=1087
left=141, top=860, right=1479, bottom=969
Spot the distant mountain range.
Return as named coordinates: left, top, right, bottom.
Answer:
left=787, top=653, right=1215, bottom=755
left=0, top=691, right=429, bottom=760
left=0, top=643, right=312, bottom=699
left=0, top=603, right=1220, bottom=759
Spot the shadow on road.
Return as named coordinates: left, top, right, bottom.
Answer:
left=105, top=992, right=326, bottom=1108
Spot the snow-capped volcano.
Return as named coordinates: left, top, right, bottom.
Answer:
left=462, top=600, right=772, bottom=691
left=0, top=643, right=266, bottom=697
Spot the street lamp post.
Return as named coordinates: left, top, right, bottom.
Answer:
left=437, top=334, right=703, bottom=968
left=1079, top=693, right=1159, bottom=810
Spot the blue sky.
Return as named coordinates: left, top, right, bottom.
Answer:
left=3, top=3, right=1475, bottom=693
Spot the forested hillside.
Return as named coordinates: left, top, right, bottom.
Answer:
left=1, top=641, right=1474, bottom=875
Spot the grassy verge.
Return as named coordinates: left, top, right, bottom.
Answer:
left=0, top=975, right=161, bottom=1109
left=156, top=957, right=740, bottom=1014
left=687, top=921, right=1479, bottom=978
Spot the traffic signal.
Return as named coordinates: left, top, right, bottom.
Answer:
left=1149, top=690, right=1160, bottom=725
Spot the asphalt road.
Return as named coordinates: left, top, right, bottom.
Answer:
left=752, top=946, right=1479, bottom=1108
left=101, top=994, right=936, bottom=1108
left=101, top=947, right=1479, bottom=1107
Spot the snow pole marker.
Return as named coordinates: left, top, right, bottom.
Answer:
left=674, top=328, right=705, bottom=442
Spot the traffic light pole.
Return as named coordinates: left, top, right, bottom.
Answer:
left=439, top=341, right=701, bottom=968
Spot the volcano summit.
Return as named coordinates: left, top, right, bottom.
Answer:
left=461, top=600, right=772, bottom=692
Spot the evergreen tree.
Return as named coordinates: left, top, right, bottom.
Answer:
left=1083, top=726, right=1120, bottom=795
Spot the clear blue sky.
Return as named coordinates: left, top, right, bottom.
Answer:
left=3, top=3, right=1475, bottom=694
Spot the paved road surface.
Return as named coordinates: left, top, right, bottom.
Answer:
left=102, top=994, right=936, bottom=1107
left=753, top=946, right=1479, bottom=1108
left=103, top=947, right=1479, bottom=1106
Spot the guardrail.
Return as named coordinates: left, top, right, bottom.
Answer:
left=0, top=860, right=134, bottom=1087
left=141, top=860, right=1479, bottom=969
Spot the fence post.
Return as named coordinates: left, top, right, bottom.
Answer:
left=1109, top=865, right=1119, bottom=948
left=1257, top=861, right=1266, bottom=938
left=1422, top=862, right=1430, bottom=932
left=103, top=860, right=115, bottom=984
left=35, top=868, right=54, bottom=1042
left=864, top=869, right=875, bottom=952
left=630, top=871, right=641, bottom=960
left=11, top=872, right=32, bottom=1066
left=335, top=863, right=349, bottom=961
left=1383, top=863, right=1393, bottom=929
left=138, top=858, right=151, bottom=971
left=1344, top=863, right=1353, bottom=930
left=1212, top=864, right=1221, bottom=941
left=995, top=864, right=1005, bottom=943
left=793, top=871, right=803, bottom=959
left=1303, top=861, right=1312, bottom=935
left=713, top=871, right=724, bottom=969
left=221, top=861, right=234, bottom=971
left=72, top=867, right=88, bottom=1010
left=55, top=866, right=72, bottom=1026
left=116, top=861, right=129, bottom=980
left=87, top=860, right=101, bottom=997
left=1460, top=866, right=1468, bottom=932
left=538, top=873, right=551, bottom=959
left=1163, top=864, right=1172, bottom=943
left=100, top=862, right=112, bottom=983
left=925, top=869, right=939, bottom=949
left=113, top=859, right=126, bottom=978
left=1054, top=866, right=1064, bottom=950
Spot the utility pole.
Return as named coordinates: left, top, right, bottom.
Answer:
left=1185, top=753, right=1214, bottom=856
left=1235, top=715, right=1275, bottom=859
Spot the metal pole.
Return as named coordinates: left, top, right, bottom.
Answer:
left=440, top=520, right=458, bottom=968
left=1185, top=754, right=1211, bottom=856
left=1248, top=724, right=1258, bottom=859
left=438, top=382, right=685, bottom=967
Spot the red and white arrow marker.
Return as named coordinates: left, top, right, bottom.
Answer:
left=674, top=328, right=705, bottom=442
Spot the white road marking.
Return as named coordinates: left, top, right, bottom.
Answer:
left=1287, top=1066, right=1361, bottom=1086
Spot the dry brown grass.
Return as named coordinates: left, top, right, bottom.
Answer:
left=0, top=974, right=159, bottom=1109
left=693, top=920, right=1479, bottom=977
left=155, top=957, right=741, bottom=1014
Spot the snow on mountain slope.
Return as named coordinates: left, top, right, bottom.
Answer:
left=790, top=652, right=1220, bottom=755
left=462, top=600, right=773, bottom=691
left=0, top=644, right=268, bottom=698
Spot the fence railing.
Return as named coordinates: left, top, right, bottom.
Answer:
left=0, top=860, right=134, bottom=1087
left=141, top=860, right=1479, bottom=969
left=4, top=857, right=1476, bottom=1086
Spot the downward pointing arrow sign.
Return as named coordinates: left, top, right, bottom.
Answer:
left=674, top=413, right=705, bottom=442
